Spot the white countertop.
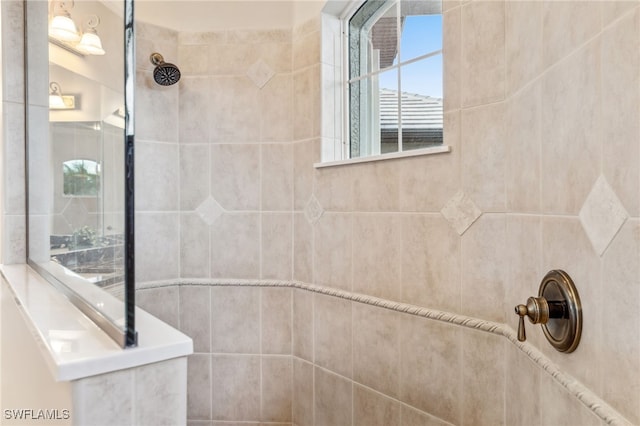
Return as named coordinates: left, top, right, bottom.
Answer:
left=0, top=264, right=193, bottom=382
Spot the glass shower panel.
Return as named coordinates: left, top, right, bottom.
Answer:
left=25, top=0, right=136, bottom=347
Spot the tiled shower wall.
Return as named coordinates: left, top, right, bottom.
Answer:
left=135, top=1, right=640, bottom=425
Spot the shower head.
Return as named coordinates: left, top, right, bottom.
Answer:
left=150, top=52, right=181, bottom=86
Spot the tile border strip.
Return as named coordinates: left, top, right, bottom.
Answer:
left=137, top=278, right=632, bottom=426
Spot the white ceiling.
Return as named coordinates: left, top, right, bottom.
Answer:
left=133, top=0, right=326, bottom=32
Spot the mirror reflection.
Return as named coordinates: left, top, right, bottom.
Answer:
left=26, top=0, right=131, bottom=345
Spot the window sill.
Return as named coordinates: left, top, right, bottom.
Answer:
left=314, top=145, right=451, bottom=169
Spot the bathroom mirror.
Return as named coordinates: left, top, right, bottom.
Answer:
left=25, top=0, right=136, bottom=347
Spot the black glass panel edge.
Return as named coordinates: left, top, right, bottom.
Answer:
left=124, top=0, right=137, bottom=348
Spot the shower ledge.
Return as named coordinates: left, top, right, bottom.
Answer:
left=0, top=264, right=193, bottom=382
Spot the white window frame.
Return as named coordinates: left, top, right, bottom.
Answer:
left=315, top=0, right=450, bottom=168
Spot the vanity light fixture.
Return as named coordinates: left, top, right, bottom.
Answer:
left=76, top=16, right=106, bottom=56
left=49, top=1, right=106, bottom=56
left=48, top=0, right=81, bottom=43
left=49, top=82, right=76, bottom=110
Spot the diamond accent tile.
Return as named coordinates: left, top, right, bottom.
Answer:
left=440, top=190, right=482, bottom=235
left=196, top=196, right=224, bottom=226
left=304, top=195, right=324, bottom=225
left=62, top=198, right=89, bottom=229
left=246, top=59, right=275, bottom=89
left=579, top=175, right=628, bottom=256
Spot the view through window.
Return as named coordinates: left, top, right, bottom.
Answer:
left=348, top=0, right=443, bottom=158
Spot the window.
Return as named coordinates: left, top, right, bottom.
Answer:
left=347, top=0, right=443, bottom=159
left=63, top=159, right=101, bottom=197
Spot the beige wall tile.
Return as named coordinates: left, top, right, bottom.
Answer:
left=26, top=106, right=50, bottom=216
left=353, top=384, right=400, bottom=426
left=260, top=74, right=293, bottom=143
left=315, top=165, right=354, bottom=212
left=73, top=369, right=133, bottom=426
left=353, top=161, right=400, bottom=212
left=401, top=405, right=453, bottom=426
left=180, top=213, right=211, bottom=278
left=136, top=141, right=179, bottom=211
left=601, top=220, right=640, bottom=424
left=506, top=345, right=541, bottom=426
left=313, top=212, right=352, bottom=290
left=293, top=213, right=313, bottom=283
left=261, top=288, right=292, bottom=355
left=352, top=213, right=402, bottom=301
left=210, top=213, right=260, bottom=279
left=401, top=214, right=461, bottom=313
left=293, top=140, right=319, bottom=210
left=208, top=76, right=260, bottom=143
left=211, top=286, right=260, bottom=353
left=2, top=102, right=25, bottom=216
left=136, top=286, right=180, bottom=330
left=400, top=315, right=461, bottom=425
left=180, top=144, right=210, bottom=210
left=210, top=144, right=260, bottom=211
left=187, top=354, right=211, bottom=420
left=506, top=80, right=541, bottom=214
left=262, top=144, right=293, bottom=211
left=208, top=41, right=252, bottom=76
left=601, top=9, right=640, bottom=216
left=353, top=303, right=401, bottom=398
left=211, top=355, right=260, bottom=421
left=314, top=294, right=352, bottom=378
left=294, top=30, right=320, bottom=70
left=2, top=1, right=24, bottom=104
left=461, top=214, right=508, bottom=322
left=135, top=71, right=179, bottom=142
left=188, top=420, right=212, bottom=426
left=443, top=5, right=461, bottom=112
left=179, top=77, right=211, bottom=143
left=293, top=65, right=321, bottom=140
left=461, top=1, right=505, bottom=107
left=261, top=356, right=292, bottom=422
left=541, top=39, right=601, bottom=215
left=262, top=213, right=293, bottom=280
left=461, top=102, right=506, bottom=212
left=539, top=373, right=600, bottom=426
left=135, top=357, right=188, bottom=426
left=293, top=289, right=314, bottom=361
left=601, top=1, right=639, bottom=27
left=3, top=215, right=26, bottom=265
left=505, top=215, right=544, bottom=347
left=461, top=329, right=505, bottom=426
left=178, top=44, right=209, bottom=75
left=180, top=286, right=211, bottom=353
left=398, top=149, right=460, bottom=213
left=314, top=367, right=352, bottom=426
left=505, top=0, right=542, bottom=95
left=293, top=358, right=314, bottom=426
left=136, top=212, right=180, bottom=282
left=542, top=1, right=601, bottom=69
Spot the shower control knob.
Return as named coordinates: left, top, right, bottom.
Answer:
left=513, top=270, right=580, bottom=352
left=515, top=296, right=550, bottom=342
